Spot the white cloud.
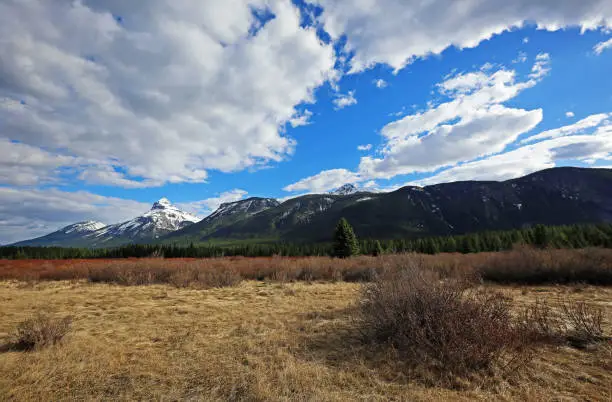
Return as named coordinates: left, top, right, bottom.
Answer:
left=289, top=109, right=314, bottom=128
left=594, top=37, right=612, bottom=54
left=529, top=53, right=551, bottom=80
left=285, top=114, right=612, bottom=194
left=177, top=189, right=248, bottom=217
left=313, top=0, right=612, bottom=72
left=373, top=79, right=388, bottom=88
left=358, top=61, right=546, bottom=179
left=333, top=90, right=357, bottom=109
left=523, top=37, right=530, bottom=44
left=0, top=188, right=149, bottom=244
left=284, top=169, right=360, bottom=193
left=521, top=113, right=611, bottom=144
left=0, top=0, right=336, bottom=187
left=0, top=139, right=80, bottom=186
left=357, top=144, right=372, bottom=151
left=566, top=111, right=575, bottom=118
left=77, top=167, right=165, bottom=188
left=414, top=118, right=612, bottom=185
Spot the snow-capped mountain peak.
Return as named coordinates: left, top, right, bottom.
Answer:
left=88, top=198, right=200, bottom=244
left=151, top=197, right=172, bottom=210
left=142, top=198, right=199, bottom=223
left=330, top=184, right=358, bottom=196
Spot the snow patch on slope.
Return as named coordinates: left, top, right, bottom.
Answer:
left=206, top=198, right=280, bottom=221
left=61, top=221, right=107, bottom=234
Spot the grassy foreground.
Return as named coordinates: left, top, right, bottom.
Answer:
left=0, top=280, right=610, bottom=401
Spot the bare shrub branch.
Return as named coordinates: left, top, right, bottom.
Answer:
left=11, top=313, right=72, bottom=351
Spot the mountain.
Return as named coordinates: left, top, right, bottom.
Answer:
left=12, top=198, right=200, bottom=247
left=163, top=197, right=281, bottom=242
left=11, top=221, right=107, bottom=247
left=163, top=167, right=612, bottom=244
left=11, top=167, right=612, bottom=248
left=330, top=184, right=358, bottom=195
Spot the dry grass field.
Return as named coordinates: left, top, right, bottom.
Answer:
left=0, top=276, right=610, bottom=401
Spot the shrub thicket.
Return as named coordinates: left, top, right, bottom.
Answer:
left=1, top=248, right=610, bottom=286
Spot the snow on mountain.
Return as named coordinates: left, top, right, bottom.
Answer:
left=61, top=221, right=107, bottom=234
left=330, top=184, right=358, bottom=196
left=204, top=197, right=280, bottom=221
left=89, top=198, right=200, bottom=243
left=9, top=220, right=108, bottom=247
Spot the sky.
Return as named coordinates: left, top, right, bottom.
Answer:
left=1, top=0, right=612, bottom=244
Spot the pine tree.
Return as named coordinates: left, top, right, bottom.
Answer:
left=372, top=240, right=384, bottom=256
left=333, top=218, right=360, bottom=258
left=534, top=224, right=549, bottom=248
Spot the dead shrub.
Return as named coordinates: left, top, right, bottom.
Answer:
left=86, top=262, right=242, bottom=289
left=11, top=313, right=72, bottom=351
left=195, top=269, right=242, bottom=289
left=518, top=300, right=564, bottom=344
left=518, top=298, right=607, bottom=348
left=561, top=301, right=605, bottom=348
left=356, top=266, right=530, bottom=380
left=342, top=267, right=379, bottom=282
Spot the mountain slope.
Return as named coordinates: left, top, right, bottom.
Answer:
left=11, top=221, right=107, bottom=247
left=163, top=197, right=281, bottom=242
left=164, top=167, right=612, bottom=244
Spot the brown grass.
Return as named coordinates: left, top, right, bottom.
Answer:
left=0, top=279, right=610, bottom=400
left=1, top=247, right=611, bottom=286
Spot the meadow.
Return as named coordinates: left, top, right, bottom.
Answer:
left=0, top=248, right=610, bottom=400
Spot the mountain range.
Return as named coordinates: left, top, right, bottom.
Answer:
left=11, top=197, right=199, bottom=248
left=10, top=167, right=612, bottom=248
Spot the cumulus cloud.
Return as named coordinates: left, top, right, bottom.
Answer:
left=358, top=60, right=546, bottom=179
left=594, top=37, right=612, bottom=54
left=283, top=169, right=360, bottom=193
left=0, top=0, right=336, bottom=187
left=333, top=90, right=357, bottom=109
left=357, top=144, right=372, bottom=151
left=414, top=118, right=612, bottom=185
left=0, top=188, right=149, bottom=244
left=373, top=79, right=388, bottom=88
left=566, top=111, right=575, bottom=118
left=312, top=0, right=612, bottom=72
left=177, top=189, right=248, bottom=217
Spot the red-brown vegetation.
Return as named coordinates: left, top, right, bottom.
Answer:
left=0, top=247, right=611, bottom=286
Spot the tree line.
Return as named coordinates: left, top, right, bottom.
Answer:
left=2, top=222, right=612, bottom=260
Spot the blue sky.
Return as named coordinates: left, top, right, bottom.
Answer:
left=1, top=0, right=612, bottom=243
